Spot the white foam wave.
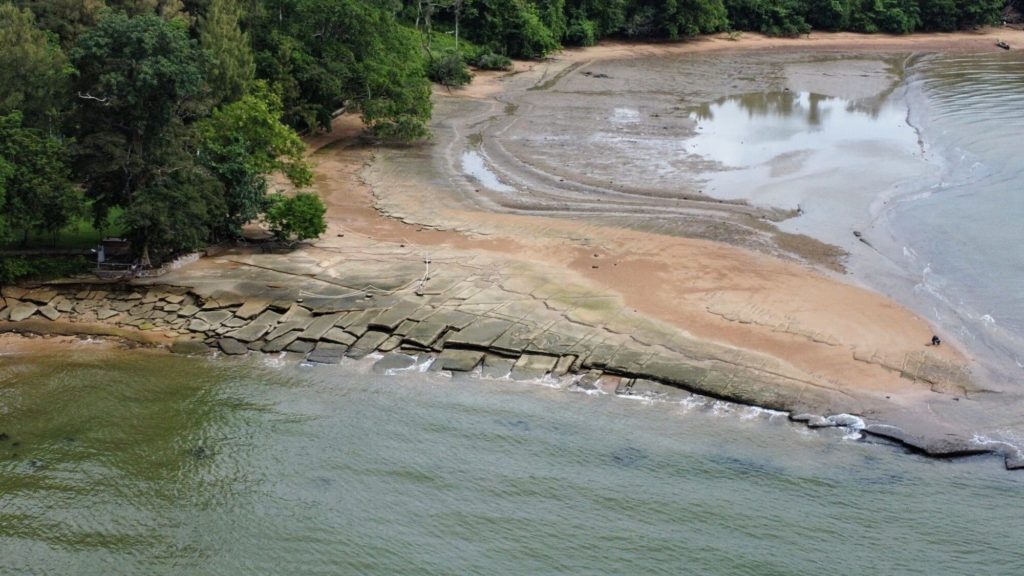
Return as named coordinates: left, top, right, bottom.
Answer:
left=616, top=393, right=655, bottom=405
left=679, top=395, right=708, bottom=410
left=570, top=385, right=606, bottom=397
left=262, top=353, right=289, bottom=369
left=532, top=375, right=564, bottom=390
left=738, top=406, right=788, bottom=421
left=826, top=413, right=866, bottom=440
left=710, top=400, right=734, bottom=416
left=416, top=357, right=435, bottom=373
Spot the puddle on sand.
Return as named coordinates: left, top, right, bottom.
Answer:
left=461, top=150, right=516, bottom=193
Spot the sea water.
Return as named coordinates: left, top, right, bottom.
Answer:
left=1, top=348, right=1023, bottom=574
left=880, top=52, right=1024, bottom=381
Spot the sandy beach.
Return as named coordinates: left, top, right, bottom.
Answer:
left=305, top=29, right=1024, bottom=459
left=5, top=29, right=1024, bottom=466
left=329, top=32, right=1024, bottom=388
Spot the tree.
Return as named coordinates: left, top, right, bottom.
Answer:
left=119, top=125, right=225, bottom=261
left=953, top=0, right=1004, bottom=29
left=253, top=0, right=432, bottom=138
left=0, top=112, right=82, bottom=244
left=197, top=83, right=312, bottom=237
left=803, top=0, right=850, bottom=30
left=0, top=155, right=12, bottom=242
left=724, top=0, right=810, bottom=36
left=848, top=0, right=920, bottom=33
left=71, top=11, right=210, bottom=264
left=918, top=0, right=957, bottom=30
left=461, top=0, right=560, bottom=57
left=565, top=0, right=627, bottom=37
left=12, top=0, right=105, bottom=48
left=621, top=0, right=729, bottom=39
left=107, top=0, right=189, bottom=20
left=452, top=0, right=463, bottom=50
left=427, top=50, right=473, bottom=86
left=263, top=192, right=326, bottom=243
left=199, top=0, right=255, bottom=104
left=0, top=4, right=72, bottom=130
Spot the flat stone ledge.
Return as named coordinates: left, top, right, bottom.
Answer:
left=218, top=338, right=248, bottom=355
left=437, top=349, right=485, bottom=372
left=9, top=302, right=38, bottom=322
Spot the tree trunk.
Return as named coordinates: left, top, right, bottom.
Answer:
left=140, top=238, right=151, bottom=269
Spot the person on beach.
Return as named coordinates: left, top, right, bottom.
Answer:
left=931, top=335, right=941, bottom=346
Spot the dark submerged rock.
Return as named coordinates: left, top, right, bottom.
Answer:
left=170, top=338, right=211, bottom=355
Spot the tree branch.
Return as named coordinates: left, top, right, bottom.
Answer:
left=77, top=92, right=110, bottom=104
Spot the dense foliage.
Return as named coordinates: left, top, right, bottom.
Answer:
left=0, top=112, right=80, bottom=244
left=409, top=0, right=1008, bottom=51
left=1, top=0, right=436, bottom=269
left=0, top=0, right=1011, bottom=276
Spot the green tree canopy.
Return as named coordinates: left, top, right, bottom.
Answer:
left=106, top=0, right=189, bottom=20
left=0, top=112, right=82, bottom=242
left=0, top=3, right=72, bottom=129
left=199, top=0, right=255, bottom=104
left=71, top=10, right=211, bottom=263
left=725, top=0, right=810, bottom=36
left=12, top=0, right=104, bottom=48
left=197, top=83, right=312, bottom=236
left=119, top=125, right=224, bottom=261
left=461, top=0, right=560, bottom=57
left=0, top=155, right=12, bottom=242
left=264, top=191, right=327, bottom=243
left=253, top=0, right=432, bottom=137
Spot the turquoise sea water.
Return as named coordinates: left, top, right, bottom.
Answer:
left=2, top=348, right=1023, bottom=575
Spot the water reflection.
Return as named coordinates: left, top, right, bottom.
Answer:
left=686, top=91, right=910, bottom=169
left=691, top=91, right=888, bottom=126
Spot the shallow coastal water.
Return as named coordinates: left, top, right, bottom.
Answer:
left=3, top=348, right=1023, bottom=574
left=874, top=52, right=1024, bottom=380
left=676, top=52, right=1024, bottom=384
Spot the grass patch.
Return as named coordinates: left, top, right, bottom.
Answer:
left=0, top=255, right=91, bottom=283
left=3, top=208, right=125, bottom=251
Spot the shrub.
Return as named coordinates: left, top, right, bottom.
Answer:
left=565, top=17, right=598, bottom=46
left=472, top=51, right=513, bottom=71
left=427, top=49, right=473, bottom=87
left=0, top=255, right=90, bottom=284
left=263, top=192, right=327, bottom=243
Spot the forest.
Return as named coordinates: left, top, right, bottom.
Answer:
left=0, top=0, right=1013, bottom=280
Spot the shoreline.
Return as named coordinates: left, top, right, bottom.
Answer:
left=0, top=287, right=1011, bottom=468
left=4, top=30, right=1024, bottom=469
